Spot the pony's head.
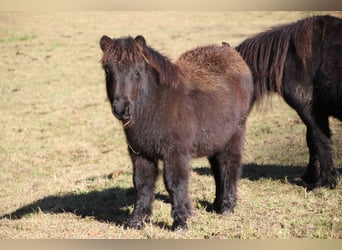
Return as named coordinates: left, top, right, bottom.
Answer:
left=100, top=35, right=160, bottom=127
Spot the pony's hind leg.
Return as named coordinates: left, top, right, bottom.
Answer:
left=128, top=152, right=158, bottom=230
left=163, top=153, right=192, bottom=231
left=209, top=129, right=244, bottom=215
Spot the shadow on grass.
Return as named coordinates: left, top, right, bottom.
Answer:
left=0, top=186, right=135, bottom=226
left=194, top=163, right=306, bottom=213
left=195, top=163, right=310, bottom=184
left=194, top=163, right=341, bottom=213
left=0, top=176, right=172, bottom=230
left=195, top=163, right=342, bottom=186
left=2, top=164, right=340, bottom=229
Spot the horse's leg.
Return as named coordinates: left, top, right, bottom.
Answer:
left=127, top=152, right=158, bottom=230
left=163, top=153, right=192, bottom=231
left=209, top=128, right=244, bottom=215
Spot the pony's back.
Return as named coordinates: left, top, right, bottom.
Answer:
left=176, top=45, right=252, bottom=93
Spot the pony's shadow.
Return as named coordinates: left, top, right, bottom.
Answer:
left=0, top=178, right=171, bottom=230
left=3, top=164, right=340, bottom=229
left=194, top=163, right=342, bottom=212
left=1, top=186, right=134, bottom=226
left=194, top=163, right=311, bottom=183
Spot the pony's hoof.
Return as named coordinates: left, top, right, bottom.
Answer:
left=308, top=173, right=338, bottom=191
left=220, top=209, right=234, bottom=216
left=171, top=221, right=188, bottom=233
left=317, top=177, right=338, bottom=190
left=127, top=219, right=145, bottom=230
left=301, top=172, right=317, bottom=185
left=213, top=201, right=235, bottom=215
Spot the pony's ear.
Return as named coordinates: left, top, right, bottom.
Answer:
left=314, top=16, right=326, bottom=34
left=222, top=41, right=230, bottom=47
left=100, top=35, right=112, bottom=51
left=135, top=35, right=147, bottom=50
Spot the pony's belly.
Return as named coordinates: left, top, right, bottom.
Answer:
left=192, top=129, right=234, bottom=157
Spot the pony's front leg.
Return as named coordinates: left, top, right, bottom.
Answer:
left=306, top=125, right=337, bottom=190
left=127, top=151, right=158, bottom=230
left=296, top=109, right=337, bottom=189
left=163, top=153, right=192, bottom=232
left=301, top=129, right=320, bottom=184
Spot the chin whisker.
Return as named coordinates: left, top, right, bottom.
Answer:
left=123, top=118, right=132, bottom=128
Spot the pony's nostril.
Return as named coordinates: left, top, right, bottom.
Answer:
left=124, top=106, right=130, bottom=118
left=112, top=106, right=118, bottom=117
left=112, top=101, right=130, bottom=120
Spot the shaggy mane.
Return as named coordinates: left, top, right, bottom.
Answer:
left=236, top=15, right=324, bottom=101
left=101, top=36, right=181, bottom=88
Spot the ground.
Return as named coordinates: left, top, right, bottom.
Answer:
left=0, top=11, right=341, bottom=238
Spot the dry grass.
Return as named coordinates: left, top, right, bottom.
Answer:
left=0, top=11, right=341, bottom=239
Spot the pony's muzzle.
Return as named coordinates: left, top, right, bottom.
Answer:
left=112, top=99, right=131, bottom=121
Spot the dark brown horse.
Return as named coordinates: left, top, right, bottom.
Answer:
left=100, top=35, right=253, bottom=231
left=236, top=15, right=342, bottom=190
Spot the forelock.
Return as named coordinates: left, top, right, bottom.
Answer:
left=101, top=36, right=143, bottom=66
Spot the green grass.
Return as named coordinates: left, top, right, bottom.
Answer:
left=0, top=11, right=341, bottom=239
left=0, top=34, right=36, bottom=43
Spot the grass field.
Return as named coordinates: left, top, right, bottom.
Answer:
left=0, top=11, right=341, bottom=239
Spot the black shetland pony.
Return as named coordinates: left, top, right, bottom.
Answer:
left=100, top=35, right=253, bottom=231
left=236, top=15, right=342, bottom=190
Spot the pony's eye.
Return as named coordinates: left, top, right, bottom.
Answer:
left=134, top=70, right=141, bottom=79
